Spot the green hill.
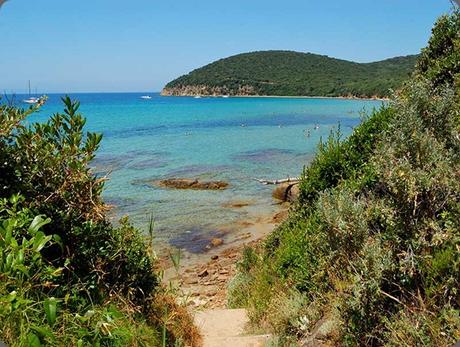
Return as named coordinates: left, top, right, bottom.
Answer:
left=162, top=51, right=418, bottom=98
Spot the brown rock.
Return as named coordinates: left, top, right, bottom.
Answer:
left=210, top=238, right=223, bottom=247
left=272, top=183, right=290, bottom=201
left=156, top=178, right=229, bottom=190
left=288, top=184, right=300, bottom=202
left=185, top=278, right=199, bottom=285
left=211, top=255, right=219, bottom=260
left=198, top=269, right=209, bottom=277
left=272, top=183, right=300, bottom=202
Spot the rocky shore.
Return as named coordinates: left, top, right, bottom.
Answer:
left=161, top=85, right=387, bottom=100
left=158, top=179, right=297, bottom=309
left=160, top=208, right=289, bottom=309
left=161, top=84, right=257, bottom=97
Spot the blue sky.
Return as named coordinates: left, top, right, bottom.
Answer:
left=0, top=0, right=454, bottom=93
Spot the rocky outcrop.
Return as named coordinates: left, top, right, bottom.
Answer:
left=161, top=84, right=257, bottom=97
left=155, top=178, right=229, bottom=190
left=272, top=183, right=300, bottom=202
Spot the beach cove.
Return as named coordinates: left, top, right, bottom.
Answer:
left=25, top=92, right=383, bottom=258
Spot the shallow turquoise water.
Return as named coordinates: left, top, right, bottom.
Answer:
left=22, top=93, right=383, bottom=251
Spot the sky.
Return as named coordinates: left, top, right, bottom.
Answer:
left=0, top=0, right=455, bottom=93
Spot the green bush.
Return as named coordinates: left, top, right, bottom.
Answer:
left=0, top=98, right=198, bottom=346
left=230, top=10, right=460, bottom=346
left=298, top=105, right=394, bottom=206
left=417, top=11, right=460, bottom=87
left=0, top=97, right=158, bottom=305
left=0, top=195, right=162, bottom=346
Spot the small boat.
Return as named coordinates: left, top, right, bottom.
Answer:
left=222, top=95, right=229, bottom=98
left=23, top=80, right=39, bottom=104
left=140, top=95, right=152, bottom=99
left=194, top=95, right=202, bottom=99
left=23, top=97, right=39, bottom=104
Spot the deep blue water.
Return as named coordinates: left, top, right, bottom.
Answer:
left=16, top=92, right=384, bottom=251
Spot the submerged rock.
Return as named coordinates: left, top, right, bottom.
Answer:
left=156, top=178, right=229, bottom=190
left=221, top=200, right=253, bottom=208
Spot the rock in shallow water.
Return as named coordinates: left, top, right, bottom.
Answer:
left=210, top=238, right=223, bottom=247
left=155, top=178, right=229, bottom=190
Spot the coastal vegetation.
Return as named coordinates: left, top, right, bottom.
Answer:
left=228, top=10, right=460, bottom=346
left=0, top=98, right=199, bottom=346
left=162, top=51, right=418, bottom=98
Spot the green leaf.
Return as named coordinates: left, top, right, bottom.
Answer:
left=17, top=249, right=24, bottom=265
left=27, top=333, right=42, bottom=347
left=4, top=224, right=12, bottom=245
left=31, top=324, right=56, bottom=340
left=5, top=253, right=13, bottom=271
left=29, top=215, right=51, bottom=234
left=3, top=290, right=17, bottom=303
left=44, top=297, right=58, bottom=326
left=33, top=232, right=52, bottom=252
left=52, top=234, right=63, bottom=249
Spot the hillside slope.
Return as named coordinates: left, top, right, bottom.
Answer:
left=228, top=11, right=460, bottom=346
left=162, top=51, right=418, bottom=98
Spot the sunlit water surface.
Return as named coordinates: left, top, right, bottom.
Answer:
left=21, top=93, right=383, bottom=252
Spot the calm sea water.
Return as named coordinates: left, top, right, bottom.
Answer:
left=19, top=93, right=383, bottom=252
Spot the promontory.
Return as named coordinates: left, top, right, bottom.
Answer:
left=161, top=50, right=418, bottom=98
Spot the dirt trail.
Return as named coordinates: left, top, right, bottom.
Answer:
left=194, top=308, right=271, bottom=347
left=159, top=206, right=290, bottom=346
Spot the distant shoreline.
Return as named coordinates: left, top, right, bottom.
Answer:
left=161, top=94, right=389, bottom=101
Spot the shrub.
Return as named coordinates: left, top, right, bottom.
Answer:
left=0, top=97, right=158, bottom=304
left=0, top=98, right=197, bottom=345
left=232, top=10, right=460, bottom=346
left=416, top=11, right=460, bottom=87
left=0, top=195, right=162, bottom=346
left=298, top=105, right=394, bottom=206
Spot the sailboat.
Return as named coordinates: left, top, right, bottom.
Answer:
left=23, top=81, right=39, bottom=104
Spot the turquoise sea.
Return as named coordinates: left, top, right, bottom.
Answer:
left=22, top=93, right=383, bottom=253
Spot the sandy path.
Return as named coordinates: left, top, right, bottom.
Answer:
left=194, top=308, right=271, bottom=347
